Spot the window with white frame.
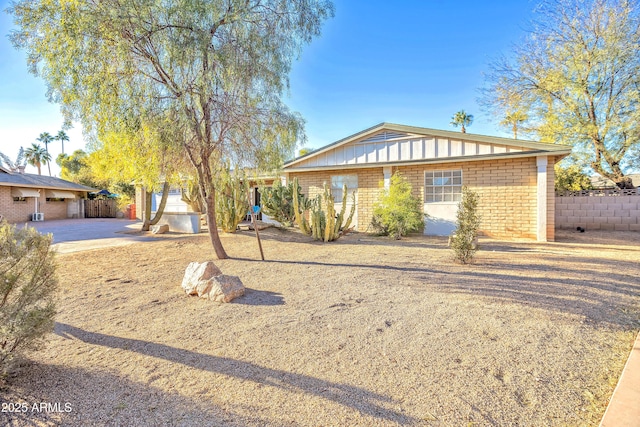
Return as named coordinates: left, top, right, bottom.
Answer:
left=331, top=174, right=358, bottom=202
left=424, top=170, right=462, bottom=202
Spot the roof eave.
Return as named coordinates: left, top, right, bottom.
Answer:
left=0, top=181, right=96, bottom=192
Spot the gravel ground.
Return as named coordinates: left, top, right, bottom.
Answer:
left=1, top=228, right=639, bottom=426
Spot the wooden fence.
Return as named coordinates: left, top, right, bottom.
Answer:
left=84, top=199, right=118, bottom=218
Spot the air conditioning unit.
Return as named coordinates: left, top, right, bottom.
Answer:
left=31, top=212, right=44, bottom=222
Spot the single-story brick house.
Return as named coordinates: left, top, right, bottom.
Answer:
left=0, top=165, right=94, bottom=223
left=282, top=123, right=572, bottom=241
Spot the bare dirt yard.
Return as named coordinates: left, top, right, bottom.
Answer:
left=1, top=228, right=639, bottom=426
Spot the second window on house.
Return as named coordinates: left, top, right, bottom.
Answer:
left=425, top=170, right=462, bottom=202
left=331, top=174, right=358, bottom=202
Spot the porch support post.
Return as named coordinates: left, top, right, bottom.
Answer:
left=536, top=156, right=548, bottom=242
left=383, top=166, right=392, bottom=190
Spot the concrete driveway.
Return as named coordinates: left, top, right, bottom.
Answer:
left=18, top=218, right=155, bottom=253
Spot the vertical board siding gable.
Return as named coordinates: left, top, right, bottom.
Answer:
left=291, top=135, right=535, bottom=168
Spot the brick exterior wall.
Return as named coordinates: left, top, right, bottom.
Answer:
left=1, top=187, right=81, bottom=223
left=289, top=168, right=384, bottom=231
left=289, top=155, right=557, bottom=241
left=556, top=193, right=640, bottom=231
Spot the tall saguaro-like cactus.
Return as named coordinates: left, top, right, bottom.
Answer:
left=292, top=178, right=355, bottom=242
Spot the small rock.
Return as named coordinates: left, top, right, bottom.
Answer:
left=152, top=224, right=170, bottom=234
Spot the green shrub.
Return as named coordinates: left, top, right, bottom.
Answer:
left=0, top=222, right=57, bottom=377
left=451, top=187, right=481, bottom=264
left=371, top=172, right=425, bottom=239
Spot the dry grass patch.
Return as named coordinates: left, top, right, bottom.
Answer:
left=1, top=228, right=639, bottom=426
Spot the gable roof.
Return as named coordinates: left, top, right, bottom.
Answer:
left=284, top=122, right=572, bottom=171
left=0, top=171, right=96, bottom=192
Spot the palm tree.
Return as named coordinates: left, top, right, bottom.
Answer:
left=450, top=110, right=474, bottom=133
left=24, top=143, right=51, bottom=176
left=36, top=132, right=54, bottom=175
left=500, top=110, right=528, bottom=139
left=55, top=130, right=69, bottom=154
left=0, top=147, right=27, bottom=172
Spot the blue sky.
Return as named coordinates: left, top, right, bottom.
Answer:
left=0, top=0, right=536, bottom=175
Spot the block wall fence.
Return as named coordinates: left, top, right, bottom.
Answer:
left=555, top=189, right=640, bottom=231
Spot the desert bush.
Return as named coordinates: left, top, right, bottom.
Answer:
left=260, top=180, right=310, bottom=227
left=555, top=164, right=593, bottom=192
left=370, top=172, right=425, bottom=239
left=292, top=178, right=355, bottom=242
left=0, top=222, right=57, bottom=377
left=451, top=186, right=481, bottom=264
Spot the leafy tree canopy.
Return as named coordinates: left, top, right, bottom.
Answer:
left=482, top=0, right=640, bottom=188
left=555, top=164, right=594, bottom=192
left=9, top=0, right=333, bottom=258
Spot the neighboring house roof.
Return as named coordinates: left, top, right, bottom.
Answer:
left=591, top=173, right=640, bottom=189
left=0, top=170, right=96, bottom=192
left=283, top=122, right=572, bottom=172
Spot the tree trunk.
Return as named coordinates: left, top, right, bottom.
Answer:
left=150, top=181, right=171, bottom=226
left=141, top=189, right=153, bottom=231
left=141, top=181, right=172, bottom=231
left=615, top=176, right=634, bottom=189
left=203, top=187, right=228, bottom=259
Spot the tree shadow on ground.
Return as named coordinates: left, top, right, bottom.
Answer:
left=232, top=256, right=640, bottom=329
left=0, top=362, right=258, bottom=427
left=53, top=323, right=415, bottom=425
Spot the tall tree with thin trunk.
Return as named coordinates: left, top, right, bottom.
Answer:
left=500, top=110, right=528, bottom=139
left=10, top=0, right=333, bottom=259
left=55, top=130, right=69, bottom=154
left=36, top=132, right=53, bottom=176
left=24, top=143, right=51, bottom=175
left=450, top=110, right=474, bottom=133
left=482, top=0, right=640, bottom=189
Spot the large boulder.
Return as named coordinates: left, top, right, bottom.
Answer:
left=181, top=261, right=223, bottom=296
left=207, top=275, right=245, bottom=303
left=181, top=261, right=244, bottom=303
